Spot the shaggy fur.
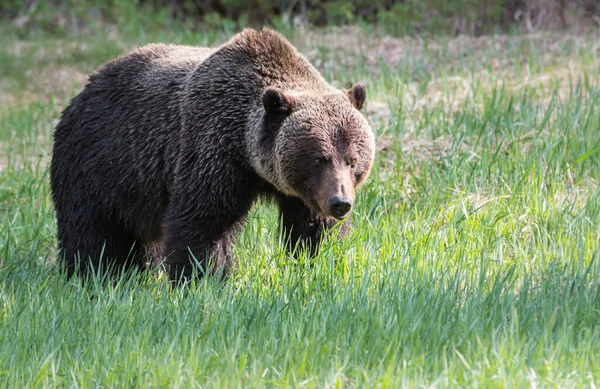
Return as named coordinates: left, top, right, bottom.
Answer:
left=50, top=27, right=375, bottom=282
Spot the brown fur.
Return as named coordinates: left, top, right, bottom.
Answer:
left=50, top=28, right=375, bottom=283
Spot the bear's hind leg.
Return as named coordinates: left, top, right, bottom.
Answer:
left=56, top=210, right=142, bottom=280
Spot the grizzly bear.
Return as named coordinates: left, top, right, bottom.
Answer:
left=50, top=27, right=375, bottom=282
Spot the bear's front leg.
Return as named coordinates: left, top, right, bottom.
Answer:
left=164, top=217, right=240, bottom=282
left=277, top=195, right=351, bottom=258
left=164, top=164, right=260, bottom=283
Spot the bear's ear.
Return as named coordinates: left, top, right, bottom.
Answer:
left=344, top=83, right=366, bottom=111
left=263, top=87, right=294, bottom=115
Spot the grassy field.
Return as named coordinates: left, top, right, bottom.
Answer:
left=1, top=20, right=599, bottom=387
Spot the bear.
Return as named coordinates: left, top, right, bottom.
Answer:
left=50, top=27, right=375, bottom=283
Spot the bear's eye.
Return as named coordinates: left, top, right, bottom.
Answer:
left=314, top=157, right=325, bottom=167
left=349, top=158, right=357, bottom=169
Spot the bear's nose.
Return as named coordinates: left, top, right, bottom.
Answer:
left=328, top=196, right=352, bottom=218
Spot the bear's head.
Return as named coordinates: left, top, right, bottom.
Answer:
left=259, top=83, right=375, bottom=220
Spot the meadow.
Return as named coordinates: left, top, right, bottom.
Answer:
left=0, top=19, right=599, bottom=388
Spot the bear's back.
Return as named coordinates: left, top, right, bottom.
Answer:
left=132, top=43, right=215, bottom=70
left=88, top=43, right=215, bottom=90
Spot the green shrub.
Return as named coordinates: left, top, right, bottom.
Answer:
left=0, top=0, right=596, bottom=36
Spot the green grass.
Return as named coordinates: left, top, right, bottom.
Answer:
left=1, top=19, right=599, bottom=388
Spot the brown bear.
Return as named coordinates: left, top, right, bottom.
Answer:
left=50, top=27, right=375, bottom=282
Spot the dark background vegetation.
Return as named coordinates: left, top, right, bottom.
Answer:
left=1, top=0, right=599, bottom=36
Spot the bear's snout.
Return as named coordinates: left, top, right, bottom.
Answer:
left=328, top=196, right=352, bottom=219
left=311, top=166, right=356, bottom=219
